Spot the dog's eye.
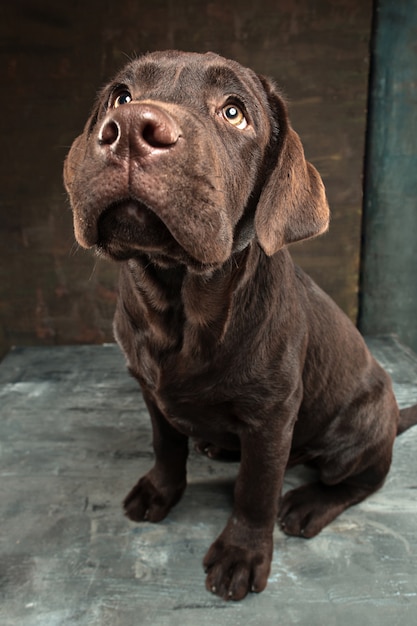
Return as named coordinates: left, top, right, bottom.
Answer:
left=222, top=104, right=248, bottom=130
left=112, top=90, right=133, bottom=108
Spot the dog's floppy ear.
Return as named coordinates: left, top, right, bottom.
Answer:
left=254, top=78, right=329, bottom=256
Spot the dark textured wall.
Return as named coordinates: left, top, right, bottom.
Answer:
left=0, top=0, right=373, bottom=358
left=360, top=0, right=417, bottom=352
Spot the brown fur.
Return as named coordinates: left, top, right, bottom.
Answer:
left=64, top=50, right=417, bottom=601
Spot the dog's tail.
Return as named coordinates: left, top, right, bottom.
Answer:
left=398, top=404, right=417, bottom=435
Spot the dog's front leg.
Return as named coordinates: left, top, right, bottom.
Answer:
left=203, top=415, right=295, bottom=601
left=124, top=393, right=189, bottom=523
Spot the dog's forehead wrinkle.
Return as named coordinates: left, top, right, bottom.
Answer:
left=131, top=60, right=184, bottom=92
left=123, top=54, right=262, bottom=108
left=204, top=64, right=249, bottom=91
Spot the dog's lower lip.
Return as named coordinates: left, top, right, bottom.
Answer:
left=116, top=199, right=148, bottom=223
left=95, top=198, right=151, bottom=246
left=99, top=199, right=153, bottom=230
left=96, top=197, right=181, bottom=260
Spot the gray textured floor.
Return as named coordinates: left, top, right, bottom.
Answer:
left=1, top=336, right=417, bottom=625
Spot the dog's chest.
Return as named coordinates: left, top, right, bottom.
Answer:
left=125, top=328, right=245, bottom=441
left=116, top=259, right=266, bottom=440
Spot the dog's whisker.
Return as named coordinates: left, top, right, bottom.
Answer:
left=87, top=259, right=99, bottom=282
left=69, top=241, right=81, bottom=257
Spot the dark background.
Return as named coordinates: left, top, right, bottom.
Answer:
left=0, top=0, right=415, bottom=359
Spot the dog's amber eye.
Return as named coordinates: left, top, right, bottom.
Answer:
left=112, top=91, right=133, bottom=108
left=222, top=104, right=248, bottom=130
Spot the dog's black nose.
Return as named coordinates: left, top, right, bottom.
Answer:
left=98, top=103, right=181, bottom=158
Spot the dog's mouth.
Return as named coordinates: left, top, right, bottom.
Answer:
left=93, top=194, right=235, bottom=269
left=96, top=198, right=197, bottom=265
left=99, top=199, right=153, bottom=234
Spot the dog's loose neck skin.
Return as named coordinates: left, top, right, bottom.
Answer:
left=119, top=244, right=253, bottom=344
left=114, top=242, right=291, bottom=385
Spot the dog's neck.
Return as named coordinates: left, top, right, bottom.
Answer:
left=119, top=245, right=256, bottom=351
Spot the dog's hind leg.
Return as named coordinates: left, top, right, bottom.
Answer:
left=278, top=454, right=392, bottom=538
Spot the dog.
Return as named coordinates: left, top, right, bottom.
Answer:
left=64, top=50, right=417, bottom=601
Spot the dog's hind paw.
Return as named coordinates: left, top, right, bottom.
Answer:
left=278, top=482, right=354, bottom=538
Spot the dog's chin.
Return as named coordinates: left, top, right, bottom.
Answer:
left=94, top=200, right=222, bottom=273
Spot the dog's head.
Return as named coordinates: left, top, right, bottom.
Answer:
left=64, top=50, right=329, bottom=270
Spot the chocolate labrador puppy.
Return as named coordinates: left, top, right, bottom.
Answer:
left=64, top=50, right=417, bottom=601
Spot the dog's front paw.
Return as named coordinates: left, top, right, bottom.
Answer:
left=123, top=472, right=186, bottom=523
left=203, top=524, right=272, bottom=601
